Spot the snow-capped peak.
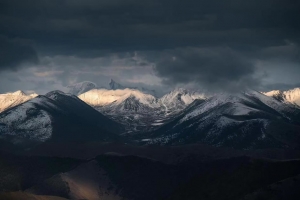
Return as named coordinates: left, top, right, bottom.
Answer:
left=45, top=90, right=79, bottom=102
left=11, top=90, right=26, bottom=96
left=284, top=88, right=300, bottom=103
left=79, top=88, right=157, bottom=107
left=0, top=90, right=38, bottom=113
left=46, top=90, right=69, bottom=97
left=263, top=90, right=282, bottom=97
left=159, top=88, right=206, bottom=110
left=109, top=79, right=125, bottom=90
left=179, top=90, right=295, bottom=123
left=263, top=87, right=300, bottom=106
left=66, top=81, right=97, bottom=95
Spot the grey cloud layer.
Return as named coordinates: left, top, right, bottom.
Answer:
left=1, top=0, right=299, bottom=54
left=0, top=35, right=38, bottom=70
left=0, top=0, right=299, bottom=92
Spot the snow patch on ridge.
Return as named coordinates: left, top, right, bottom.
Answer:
left=79, top=88, right=158, bottom=108
left=0, top=98, right=52, bottom=142
left=263, top=87, right=300, bottom=107
left=79, top=87, right=207, bottom=133
left=0, top=90, right=38, bottom=113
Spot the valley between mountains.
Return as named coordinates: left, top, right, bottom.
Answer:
left=1, top=80, right=300, bottom=200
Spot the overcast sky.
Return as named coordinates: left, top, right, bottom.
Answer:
left=0, top=0, right=299, bottom=94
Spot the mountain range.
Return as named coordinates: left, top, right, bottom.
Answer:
left=1, top=80, right=300, bottom=150
left=145, top=91, right=300, bottom=149
left=78, top=87, right=206, bottom=133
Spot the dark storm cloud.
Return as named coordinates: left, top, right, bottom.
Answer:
left=0, top=35, right=38, bottom=71
left=1, top=0, right=299, bottom=54
left=0, top=0, right=300, bottom=92
left=153, top=47, right=259, bottom=92
left=260, top=42, right=300, bottom=62
left=263, top=82, right=300, bottom=92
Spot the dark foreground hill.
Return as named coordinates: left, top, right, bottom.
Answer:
left=1, top=151, right=300, bottom=200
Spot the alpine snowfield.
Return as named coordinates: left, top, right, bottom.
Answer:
left=0, top=90, right=38, bottom=113
left=79, top=87, right=207, bottom=133
left=264, top=88, right=300, bottom=107
left=145, top=90, right=300, bottom=149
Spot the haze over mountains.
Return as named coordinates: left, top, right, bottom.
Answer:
left=66, top=79, right=157, bottom=97
left=66, top=81, right=97, bottom=96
